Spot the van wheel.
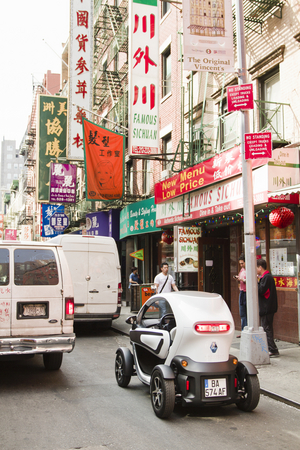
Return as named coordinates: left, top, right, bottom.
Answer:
left=43, top=352, right=63, bottom=370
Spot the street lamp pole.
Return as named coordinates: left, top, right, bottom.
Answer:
left=236, top=0, right=269, bottom=364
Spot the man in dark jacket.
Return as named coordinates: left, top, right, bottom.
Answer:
left=257, top=258, right=279, bottom=357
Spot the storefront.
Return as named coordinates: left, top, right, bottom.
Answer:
left=155, top=147, right=300, bottom=343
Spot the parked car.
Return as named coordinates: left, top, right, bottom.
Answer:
left=49, top=235, right=122, bottom=328
left=0, top=241, right=75, bottom=370
left=115, top=291, right=260, bottom=418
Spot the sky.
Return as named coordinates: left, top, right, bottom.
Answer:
left=0, top=1, right=70, bottom=148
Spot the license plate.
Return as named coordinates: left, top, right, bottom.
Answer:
left=23, top=304, right=47, bottom=317
left=204, top=378, right=227, bottom=397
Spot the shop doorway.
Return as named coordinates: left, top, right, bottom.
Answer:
left=198, top=237, right=230, bottom=307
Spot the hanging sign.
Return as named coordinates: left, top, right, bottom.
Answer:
left=50, top=212, right=70, bottom=232
left=227, top=84, right=254, bottom=112
left=245, top=132, right=272, bottom=159
left=50, top=163, right=77, bottom=203
left=182, top=0, right=235, bottom=73
left=130, top=248, right=144, bottom=261
left=82, top=118, right=124, bottom=201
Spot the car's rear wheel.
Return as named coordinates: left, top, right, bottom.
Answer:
left=43, top=352, right=63, bottom=370
left=236, top=374, right=260, bottom=412
left=115, top=349, right=131, bottom=387
left=150, top=369, right=175, bottom=418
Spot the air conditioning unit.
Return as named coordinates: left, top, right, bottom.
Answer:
left=161, top=169, right=172, bottom=180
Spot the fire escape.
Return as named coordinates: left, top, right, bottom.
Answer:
left=174, top=0, right=287, bottom=172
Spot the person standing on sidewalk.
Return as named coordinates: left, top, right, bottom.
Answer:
left=257, top=258, right=279, bottom=357
left=234, top=253, right=247, bottom=335
left=154, top=262, right=178, bottom=294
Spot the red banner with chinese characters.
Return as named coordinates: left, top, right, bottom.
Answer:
left=82, top=119, right=124, bottom=201
left=274, top=276, right=297, bottom=289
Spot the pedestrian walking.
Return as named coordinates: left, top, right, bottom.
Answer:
left=129, top=266, right=139, bottom=289
left=154, top=262, right=178, bottom=294
left=233, top=253, right=247, bottom=335
left=257, top=258, right=279, bottom=357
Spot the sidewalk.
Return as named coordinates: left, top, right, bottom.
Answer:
left=112, top=303, right=300, bottom=406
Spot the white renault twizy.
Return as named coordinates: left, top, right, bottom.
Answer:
left=115, top=291, right=260, bottom=418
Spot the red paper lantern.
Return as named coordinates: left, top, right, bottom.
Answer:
left=269, top=207, right=294, bottom=229
left=161, top=230, right=173, bottom=245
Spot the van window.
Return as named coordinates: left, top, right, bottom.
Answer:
left=0, top=249, right=9, bottom=285
left=14, top=249, right=59, bottom=286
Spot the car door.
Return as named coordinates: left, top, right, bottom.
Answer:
left=11, top=246, right=63, bottom=336
left=130, top=298, right=171, bottom=360
left=0, top=248, right=11, bottom=336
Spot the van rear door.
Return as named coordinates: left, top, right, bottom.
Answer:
left=0, top=248, right=11, bottom=336
left=87, top=238, right=119, bottom=314
left=10, top=247, right=63, bottom=336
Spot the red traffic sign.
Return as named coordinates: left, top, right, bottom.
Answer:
left=227, top=84, right=254, bottom=112
left=245, top=132, right=272, bottom=159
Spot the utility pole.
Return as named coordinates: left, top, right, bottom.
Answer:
left=236, top=0, right=270, bottom=364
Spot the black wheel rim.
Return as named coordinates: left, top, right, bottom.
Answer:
left=115, top=354, right=124, bottom=383
left=152, top=375, right=163, bottom=410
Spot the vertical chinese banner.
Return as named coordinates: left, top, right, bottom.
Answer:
left=182, top=0, right=235, bottom=73
left=37, top=95, right=68, bottom=201
left=68, top=0, right=93, bottom=160
left=49, top=163, right=77, bottom=203
left=20, top=225, right=32, bottom=241
left=129, top=0, right=159, bottom=156
left=82, top=118, right=124, bottom=201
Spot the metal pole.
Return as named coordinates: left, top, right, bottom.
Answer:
left=236, top=0, right=269, bottom=364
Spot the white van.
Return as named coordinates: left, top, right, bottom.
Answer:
left=0, top=241, right=75, bottom=370
left=48, top=235, right=122, bottom=327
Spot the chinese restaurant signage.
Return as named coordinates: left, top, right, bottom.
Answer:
left=68, top=0, right=93, bottom=159
left=82, top=118, right=124, bottom=201
left=41, top=204, right=64, bottom=238
left=37, top=95, right=68, bottom=201
left=227, top=84, right=254, bottom=112
left=174, top=226, right=201, bottom=273
left=4, top=229, right=17, bottom=241
left=120, top=197, right=161, bottom=239
left=50, top=163, right=77, bottom=203
left=156, top=162, right=299, bottom=227
left=128, top=0, right=159, bottom=155
left=182, top=0, right=234, bottom=73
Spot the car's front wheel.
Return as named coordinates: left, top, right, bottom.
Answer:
left=150, top=369, right=175, bottom=418
left=236, top=374, right=260, bottom=412
left=43, top=352, right=63, bottom=370
left=115, top=349, right=132, bottom=387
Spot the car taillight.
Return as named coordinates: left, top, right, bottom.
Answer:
left=195, top=323, right=230, bottom=333
left=117, top=282, right=122, bottom=306
left=65, top=297, right=74, bottom=320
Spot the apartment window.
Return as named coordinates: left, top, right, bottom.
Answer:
left=162, top=46, right=171, bottom=97
left=162, top=133, right=172, bottom=170
left=260, top=70, right=282, bottom=139
left=221, top=100, right=240, bottom=151
left=162, top=0, right=171, bottom=17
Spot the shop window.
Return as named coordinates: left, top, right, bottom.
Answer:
left=269, top=223, right=296, bottom=280
left=162, top=46, right=171, bottom=97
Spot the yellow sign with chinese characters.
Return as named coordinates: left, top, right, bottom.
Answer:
left=37, top=94, right=68, bottom=201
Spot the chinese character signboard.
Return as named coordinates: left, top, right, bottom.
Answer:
left=174, top=226, right=201, bottom=272
left=245, top=132, right=272, bottom=159
left=20, top=225, right=32, bottom=241
left=50, top=163, right=77, bottom=203
left=82, top=118, right=124, bottom=201
left=120, top=196, right=161, bottom=239
left=128, top=0, right=159, bottom=156
left=37, top=95, right=68, bottom=201
left=50, top=213, right=69, bottom=232
left=86, top=211, right=109, bottom=236
left=182, top=0, right=234, bottom=73
left=41, top=204, right=64, bottom=238
left=5, top=229, right=17, bottom=241
left=227, top=84, right=254, bottom=112
left=68, top=0, right=93, bottom=160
